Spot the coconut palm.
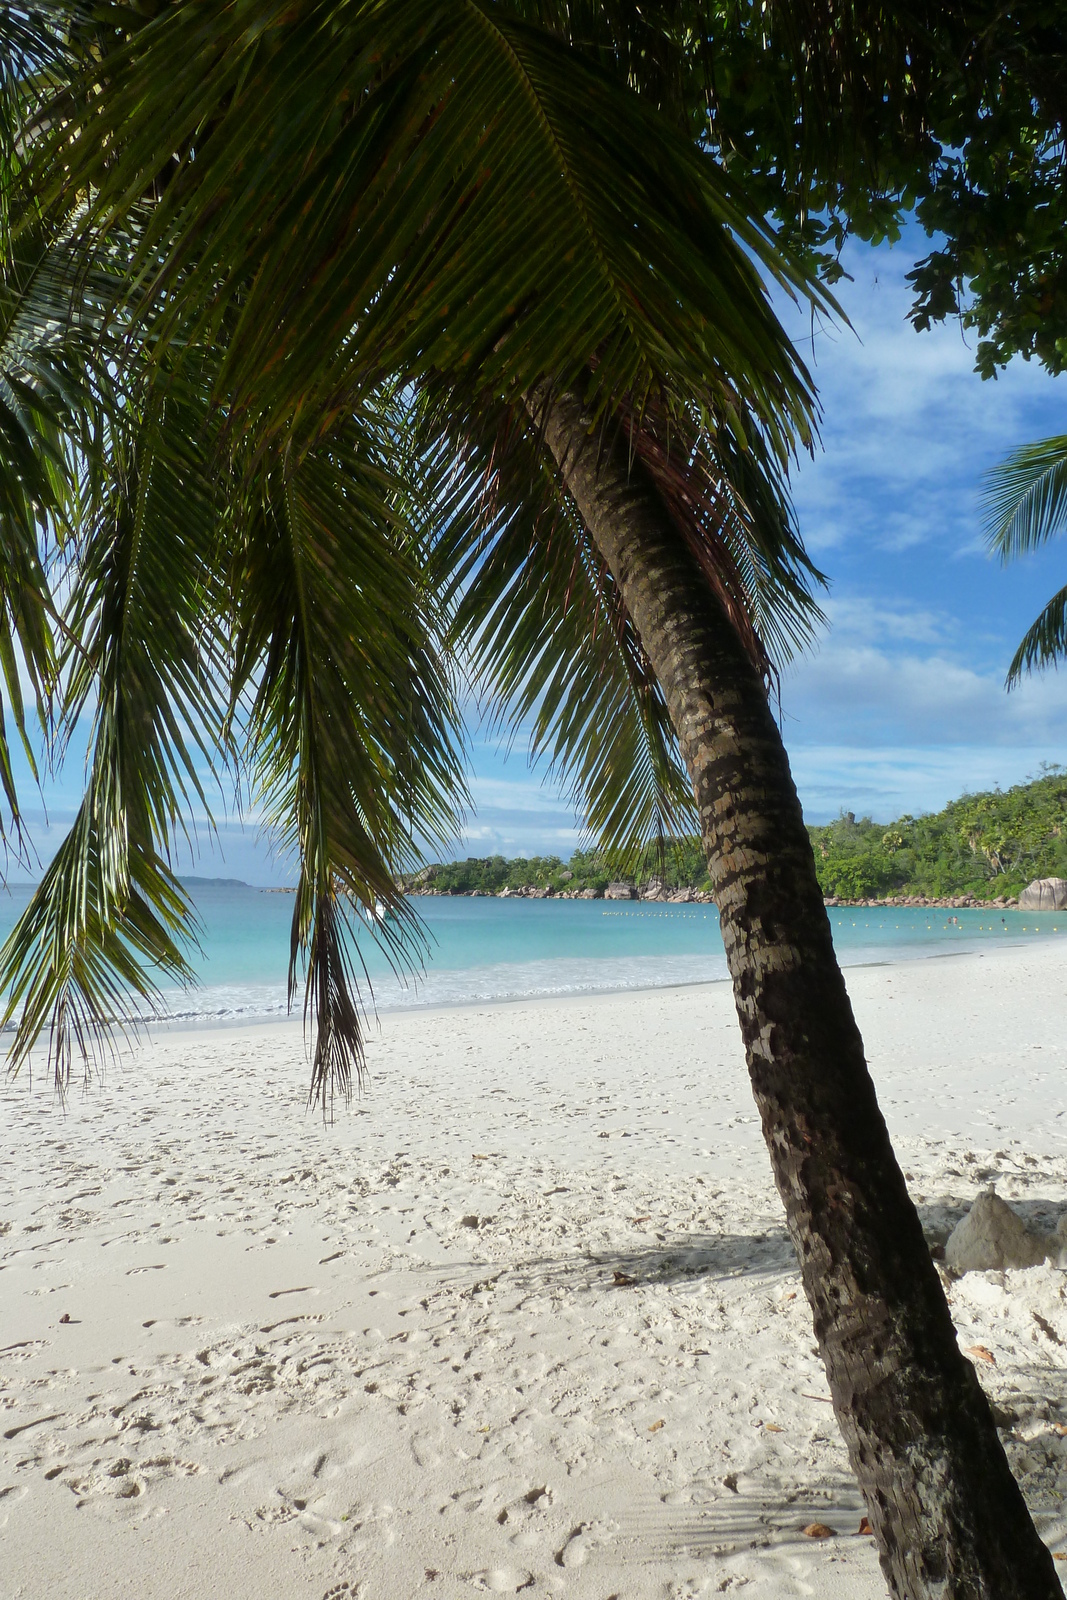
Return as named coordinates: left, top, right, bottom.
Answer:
left=4, top=4, right=1062, bottom=1593
left=984, top=435, right=1067, bottom=683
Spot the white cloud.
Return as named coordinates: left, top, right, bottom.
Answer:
left=463, top=771, right=576, bottom=817
left=776, top=237, right=1064, bottom=561
left=819, top=594, right=952, bottom=647
left=784, top=629, right=1067, bottom=748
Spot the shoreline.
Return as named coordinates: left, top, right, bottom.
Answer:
left=144, top=935, right=1043, bottom=1040
left=406, top=887, right=1025, bottom=908
left=7, top=919, right=1055, bottom=1048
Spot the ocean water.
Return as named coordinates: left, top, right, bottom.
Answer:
left=0, top=878, right=1064, bottom=1030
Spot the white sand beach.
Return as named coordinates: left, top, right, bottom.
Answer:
left=3, top=941, right=1067, bottom=1600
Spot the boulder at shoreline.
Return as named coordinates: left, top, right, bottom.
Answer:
left=1018, top=877, right=1067, bottom=911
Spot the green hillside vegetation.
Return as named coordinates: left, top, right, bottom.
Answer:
left=410, top=838, right=712, bottom=897
left=409, top=770, right=1067, bottom=901
left=810, top=767, right=1067, bottom=901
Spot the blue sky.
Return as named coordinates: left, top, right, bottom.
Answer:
left=6, top=231, right=1066, bottom=885
left=778, top=234, right=1066, bottom=824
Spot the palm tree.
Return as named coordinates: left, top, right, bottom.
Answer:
left=984, top=435, right=1067, bottom=682
left=4, top=5, right=1062, bottom=1593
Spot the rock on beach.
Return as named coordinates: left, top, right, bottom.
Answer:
left=945, top=1188, right=1049, bottom=1273
left=1018, top=877, right=1067, bottom=911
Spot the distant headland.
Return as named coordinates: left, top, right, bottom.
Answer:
left=402, top=769, right=1067, bottom=910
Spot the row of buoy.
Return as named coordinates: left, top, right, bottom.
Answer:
left=601, top=910, right=707, bottom=918
left=598, top=917, right=1058, bottom=929
left=833, top=917, right=1058, bottom=933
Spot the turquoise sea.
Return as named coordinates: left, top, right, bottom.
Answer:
left=0, top=879, right=1064, bottom=1029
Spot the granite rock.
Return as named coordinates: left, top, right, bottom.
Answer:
left=1018, top=877, right=1067, bottom=911
left=604, top=882, right=637, bottom=901
left=945, top=1188, right=1048, bottom=1273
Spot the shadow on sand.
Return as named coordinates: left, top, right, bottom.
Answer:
left=504, top=1228, right=797, bottom=1296
left=605, top=1479, right=870, bottom=1564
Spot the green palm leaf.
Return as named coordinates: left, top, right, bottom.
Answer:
left=983, top=434, right=1067, bottom=561
left=231, top=403, right=466, bottom=1111
left=1, top=797, right=198, bottom=1089
left=429, top=383, right=824, bottom=862
left=433, top=400, right=696, bottom=857
left=1004, top=583, right=1067, bottom=687
left=37, top=0, right=824, bottom=452
left=983, top=433, right=1067, bottom=686
left=0, top=225, right=98, bottom=845
left=2, top=361, right=226, bottom=1089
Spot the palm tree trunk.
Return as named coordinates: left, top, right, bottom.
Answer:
left=533, top=388, right=1062, bottom=1599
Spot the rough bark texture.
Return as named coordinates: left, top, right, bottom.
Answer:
left=534, top=388, right=1063, bottom=1600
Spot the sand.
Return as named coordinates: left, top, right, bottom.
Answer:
left=3, top=941, right=1067, bottom=1599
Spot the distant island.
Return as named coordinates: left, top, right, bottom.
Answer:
left=403, top=768, right=1067, bottom=908
left=179, top=875, right=257, bottom=890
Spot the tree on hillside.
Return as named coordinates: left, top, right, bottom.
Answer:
left=4, top=5, right=1062, bottom=1595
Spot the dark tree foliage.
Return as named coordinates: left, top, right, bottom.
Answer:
left=534, top=2, right=1067, bottom=377
left=410, top=838, right=712, bottom=895
left=713, top=2, right=1067, bottom=376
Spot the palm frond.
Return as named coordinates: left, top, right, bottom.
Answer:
left=2, top=358, right=226, bottom=1088
left=439, top=403, right=694, bottom=858
left=231, top=404, right=466, bottom=1113
left=0, top=6, right=74, bottom=244
left=428, top=382, right=824, bottom=864
left=0, top=228, right=82, bottom=843
left=38, top=0, right=825, bottom=460
left=614, top=392, right=826, bottom=670
left=1005, top=583, right=1067, bottom=689
left=0, top=195, right=136, bottom=846
left=983, top=434, right=1067, bottom=562
left=1, top=797, right=198, bottom=1088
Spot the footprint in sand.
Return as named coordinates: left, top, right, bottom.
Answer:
left=555, top=1524, right=591, bottom=1568
left=299, top=1508, right=345, bottom=1540
left=411, top=1432, right=444, bottom=1469
left=0, top=1484, right=28, bottom=1526
left=141, top=1456, right=202, bottom=1481
left=466, top=1571, right=535, bottom=1594
left=255, top=1502, right=297, bottom=1525
left=0, top=1340, right=47, bottom=1363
